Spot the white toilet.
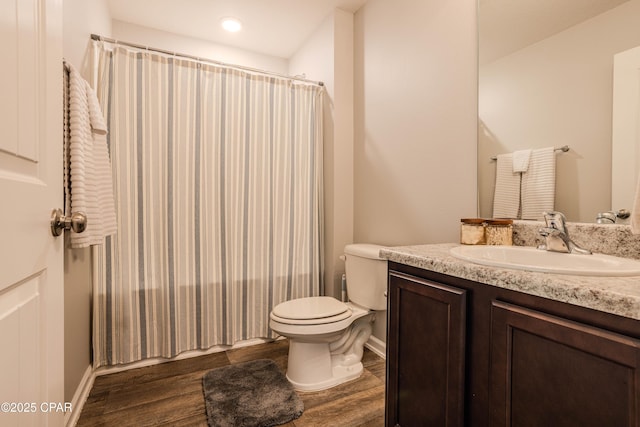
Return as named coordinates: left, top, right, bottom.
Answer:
left=269, top=243, right=387, bottom=391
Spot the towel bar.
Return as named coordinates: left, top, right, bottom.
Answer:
left=490, top=145, right=569, bottom=161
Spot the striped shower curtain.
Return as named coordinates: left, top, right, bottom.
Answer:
left=91, top=42, right=324, bottom=367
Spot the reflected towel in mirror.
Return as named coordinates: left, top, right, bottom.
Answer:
left=493, top=153, right=520, bottom=218
left=521, top=147, right=556, bottom=220
left=512, top=149, right=532, bottom=173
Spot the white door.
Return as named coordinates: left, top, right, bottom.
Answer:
left=0, top=1, right=64, bottom=426
left=612, top=45, right=640, bottom=213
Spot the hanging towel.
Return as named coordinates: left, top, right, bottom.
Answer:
left=492, top=153, right=521, bottom=218
left=66, top=61, right=117, bottom=248
left=521, top=147, right=556, bottom=220
left=512, top=149, right=532, bottom=173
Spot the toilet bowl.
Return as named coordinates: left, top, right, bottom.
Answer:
left=269, top=244, right=387, bottom=391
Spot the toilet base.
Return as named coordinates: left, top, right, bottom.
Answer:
left=285, top=340, right=366, bottom=392
left=283, top=315, right=373, bottom=392
left=287, top=360, right=363, bottom=392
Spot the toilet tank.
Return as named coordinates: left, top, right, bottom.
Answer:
left=344, top=243, right=388, bottom=311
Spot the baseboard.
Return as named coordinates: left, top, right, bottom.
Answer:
left=365, top=335, right=386, bottom=359
left=65, top=364, right=95, bottom=427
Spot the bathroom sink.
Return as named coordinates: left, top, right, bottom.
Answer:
left=449, top=245, right=640, bottom=276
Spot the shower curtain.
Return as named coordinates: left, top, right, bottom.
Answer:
left=91, top=42, right=324, bottom=367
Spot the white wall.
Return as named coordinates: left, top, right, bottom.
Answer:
left=289, top=10, right=354, bottom=301
left=62, top=0, right=112, bottom=403
left=353, top=0, right=477, bottom=343
left=63, top=0, right=111, bottom=76
left=354, top=0, right=478, bottom=246
left=112, top=21, right=288, bottom=74
left=478, top=0, right=640, bottom=223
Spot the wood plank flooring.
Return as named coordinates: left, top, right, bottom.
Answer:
left=76, top=340, right=386, bottom=427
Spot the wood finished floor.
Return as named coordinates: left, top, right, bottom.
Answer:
left=76, top=340, right=386, bottom=427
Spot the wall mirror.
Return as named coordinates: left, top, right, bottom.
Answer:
left=478, top=0, right=640, bottom=223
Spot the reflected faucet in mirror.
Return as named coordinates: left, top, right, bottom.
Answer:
left=538, top=211, right=592, bottom=255
left=596, top=209, right=630, bottom=224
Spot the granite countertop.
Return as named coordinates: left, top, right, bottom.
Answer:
left=380, top=243, right=640, bottom=321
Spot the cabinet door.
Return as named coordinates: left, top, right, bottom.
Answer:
left=490, top=300, right=640, bottom=427
left=386, top=271, right=467, bottom=427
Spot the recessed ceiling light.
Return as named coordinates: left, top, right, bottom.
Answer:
left=221, top=17, right=242, bottom=33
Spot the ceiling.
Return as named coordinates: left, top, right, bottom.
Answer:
left=480, top=0, right=629, bottom=64
left=108, top=0, right=630, bottom=63
left=107, top=0, right=369, bottom=59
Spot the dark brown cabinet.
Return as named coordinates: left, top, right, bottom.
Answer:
left=386, top=271, right=467, bottom=426
left=386, top=262, right=640, bottom=427
left=490, top=300, right=640, bottom=427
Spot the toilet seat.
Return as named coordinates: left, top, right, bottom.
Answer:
left=271, top=296, right=352, bottom=325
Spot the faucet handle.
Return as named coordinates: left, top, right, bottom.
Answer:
left=543, top=211, right=566, bottom=220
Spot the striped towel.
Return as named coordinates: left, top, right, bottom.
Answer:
left=492, top=153, right=520, bottom=219
left=66, top=61, right=117, bottom=248
left=521, top=147, right=556, bottom=220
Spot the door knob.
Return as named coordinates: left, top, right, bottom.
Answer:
left=50, top=208, right=87, bottom=236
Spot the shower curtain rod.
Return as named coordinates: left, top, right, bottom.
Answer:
left=90, top=34, right=324, bottom=87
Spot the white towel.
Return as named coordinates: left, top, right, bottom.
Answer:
left=66, top=62, right=117, bottom=248
left=631, top=174, right=640, bottom=234
left=521, top=147, right=556, bottom=220
left=512, top=149, right=532, bottom=173
left=492, top=153, right=520, bottom=218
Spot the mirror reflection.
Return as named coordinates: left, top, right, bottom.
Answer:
left=478, top=0, right=640, bottom=223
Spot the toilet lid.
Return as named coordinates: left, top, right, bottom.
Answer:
left=272, top=296, right=348, bottom=320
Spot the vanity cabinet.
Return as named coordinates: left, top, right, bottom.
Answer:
left=386, top=271, right=467, bottom=426
left=385, top=262, right=640, bottom=427
left=490, top=300, right=640, bottom=426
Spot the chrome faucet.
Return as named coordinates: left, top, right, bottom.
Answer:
left=596, top=209, right=630, bottom=224
left=538, top=211, right=592, bottom=254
